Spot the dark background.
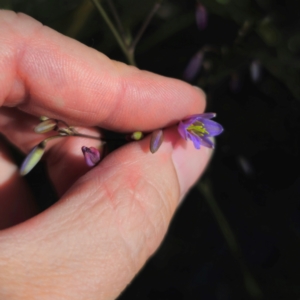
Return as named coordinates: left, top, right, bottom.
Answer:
left=1, top=0, right=300, bottom=299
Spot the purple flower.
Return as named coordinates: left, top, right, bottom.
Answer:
left=183, top=50, right=204, bottom=81
left=81, top=146, right=101, bottom=167
left=178, top=113, right=223, bottom=149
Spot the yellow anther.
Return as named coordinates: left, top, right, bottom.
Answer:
left=187, top=122, right=208, bottom=136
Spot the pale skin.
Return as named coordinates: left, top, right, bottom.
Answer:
left=0, top=10, right=211, bottom=300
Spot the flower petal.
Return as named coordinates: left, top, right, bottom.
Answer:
left=202, top=119, right=224, bottom=136
left=188, top=133, right=201, bottom=149
left=200, top=136, right=214, bottom=148
left=182, top=113, right=216, bottom=125
left=198, top=112, right=216, bottom=119
left=178, top=121, right=188, bottom=140
left=182, top=114, right=202, bottom=124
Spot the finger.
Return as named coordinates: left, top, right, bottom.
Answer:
left=0, top=128, right=211, bottom=299
left=1, top=11, right=205, bottom=131
left=0, top=136, right=37, bottom=229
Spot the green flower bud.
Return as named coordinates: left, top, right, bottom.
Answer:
left=34, top=119, right=57, bottom=133
left=20, top=144, right=45, bottom=176
left=131, top=131, right=144, bottom=141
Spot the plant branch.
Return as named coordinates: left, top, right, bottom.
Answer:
left=41, top=133, right=127, bottom=147
left=106, top=0, right=126, bottom=41
left=198, top=180, right=263, bottom=299
left=130, top=0, right=163, bottom=52
left=90, top=0, right=136, bottom=65
left=73, top=133, right=126, bottom=142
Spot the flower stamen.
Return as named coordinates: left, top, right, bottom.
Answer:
left=187, top=121, right=209, bottom=136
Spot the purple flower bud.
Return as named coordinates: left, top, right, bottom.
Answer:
left=237, top=156, right=254, bottom=176
left=183, top=50, right=204, bottom=81
left=20, top=144, right=45, bottom=176
left=195, top=3, right=208, bottom=31
left=34, top=119, right=57, bottom=133
left=229, top=72, right=242, bottom=93
left=250, top=60, right=262, bottom=83
left=81, top=146, right=100, bottom=167
left=178, top=113, right=223, bottom=149
left=150, top=129, right=164, bottom=153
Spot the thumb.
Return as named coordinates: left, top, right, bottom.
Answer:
left=0, top=127, right=212, bottom=300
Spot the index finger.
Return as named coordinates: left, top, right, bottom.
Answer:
left=1, top=11, right=205, bottom=131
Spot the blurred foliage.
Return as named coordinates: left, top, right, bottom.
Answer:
left=1, top=0, right=300, bottom=299
left=1, top=0, right=299, bottom=99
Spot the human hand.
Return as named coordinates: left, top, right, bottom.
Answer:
left=0, top=11, right=211, bottom=299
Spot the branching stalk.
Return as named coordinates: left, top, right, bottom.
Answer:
left=90, top=0, right=136, bottom=65
left=40, top=133, right=126, bottom=148
left=106, top=0, right=126, bottom=41
left=130, top=0, right=163, bottom=53
left=198, top=180, right=263, bottom=299
left=72, top=132, right=126, bottom=142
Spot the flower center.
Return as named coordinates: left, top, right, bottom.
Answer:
left=187, top=121, right=208, bottom=136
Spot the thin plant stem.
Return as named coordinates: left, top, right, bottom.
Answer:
left=39, top=133, right=127, bottom=149
left=130, top=0, right=163, bottom=53
left=42, top=135, right=67, bottom=146
left=197, top=180, right=263, bottom=299
left=73, top=133, right=103, bottom=140
left=73, top=133, right=126, bottom=142
left=90, top=0, right=136, bottom=65
left=57, top=119, right=72, bottom=129
left=106, top=0, right=126, bottom=41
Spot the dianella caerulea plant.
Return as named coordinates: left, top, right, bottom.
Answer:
left=20, top=113, right=223, bottom=175
left=17, top=1, right=266, bottom=298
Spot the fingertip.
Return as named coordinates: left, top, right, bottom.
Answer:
left=193, top=85, right=207, bottom=105
left=171, top=135, right=213, bottom=199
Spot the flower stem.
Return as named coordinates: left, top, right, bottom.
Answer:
left=197, top=180, right=263, bottom=299
left=73, top=132, right=126, bottom=142
left=106, top=0, right=126, bottom=40
left=41, top=133, right=127, bottom=148
left=90, top=0, right=136, bottom=66
left=42, top=135, right=66, bottom=145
